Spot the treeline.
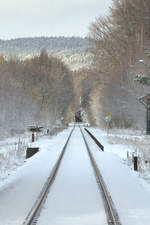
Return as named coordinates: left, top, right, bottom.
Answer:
left=0, top=37, right=90, bottom=57
left=81, top=0, right=150, bottom=128
left=0, top=49, right=74, bottom=134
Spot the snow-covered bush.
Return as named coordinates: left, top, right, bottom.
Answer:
left=0, top=138, right=27, bottom=180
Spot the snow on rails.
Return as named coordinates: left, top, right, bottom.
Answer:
left=22, top=125, right=121, bottom=225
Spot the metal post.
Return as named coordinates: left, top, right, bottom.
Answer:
left=134, top=156, right=138, bottom=171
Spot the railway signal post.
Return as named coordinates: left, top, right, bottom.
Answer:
left=139, top=93, right=150, bottom=135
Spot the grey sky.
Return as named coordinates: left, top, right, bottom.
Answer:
left=0, top=0, right=112, bottom=39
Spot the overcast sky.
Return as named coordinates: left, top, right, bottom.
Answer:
left=0, top=0, right=112, bottom=39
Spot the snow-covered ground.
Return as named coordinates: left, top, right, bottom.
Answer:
left=84, top=127, right=150, bottom=225
left=0, top=134, right=30, bottom=182
left=88, top=128, right=150, bottom=182
left=37, top=128, right=107, bottom=225
left=0, top=128, right=72, bottom=225
left=0, top=126, right=150, bottom=225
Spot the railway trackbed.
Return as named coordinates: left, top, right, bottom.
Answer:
left=22, top=128, right=74, bottom=225
left=80, top=128, right=121, bottom=225
left=22, top=126, right=121, bottom=225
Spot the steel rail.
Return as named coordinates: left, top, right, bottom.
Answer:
left=84, top=128, right=104, bottom=151
left=80, top=128, right=121, bottom=225
left=22, top=128, right=74, bottom=225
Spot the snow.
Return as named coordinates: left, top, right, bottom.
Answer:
left=0, top=128, right=72, bottom=225
left=84, top=128, right=150, bottom=225
left=0, top=135, right=30, bottom=181
left=37, top=128, right=107, bottom=225
left=88, top=128, right=150, bottom=182
left=85, top=128, right=135, bottom=159
left=0, top=126, right=150, bottom=225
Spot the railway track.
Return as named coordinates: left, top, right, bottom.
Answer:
left=22, top=128, right=74, bottom=225
left=80, top=128, right=121, bottom=225
left=22, top=125, right=121, bottom=225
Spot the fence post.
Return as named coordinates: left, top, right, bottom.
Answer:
left=32, top=132, right=35, bottom=142
left=134, top=156, right=138, bottom=171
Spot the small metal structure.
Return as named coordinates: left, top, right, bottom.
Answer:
left=26, top=147, right=39, bottom=159
left=139, top=93, right=150, bottom=135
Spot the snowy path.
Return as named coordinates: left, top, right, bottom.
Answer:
left=1, top=126, right=150, bottom=225
left=37, top=127, right=107, bottom=225
left=0, top=128, right=72, bottom=225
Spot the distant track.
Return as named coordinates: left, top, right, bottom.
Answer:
left=22, top=128, right=74, bottom=225
left=80, top=127, right=121, bottom=225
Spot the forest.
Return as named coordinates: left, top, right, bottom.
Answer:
left=1, top=0, right=150, bottom=133
left=0, top=49, right=73, bottom=135
left=79, top=0, right=150, bottom=128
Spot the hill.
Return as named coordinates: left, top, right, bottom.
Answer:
left=0, top=37, right=93, bottom=70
